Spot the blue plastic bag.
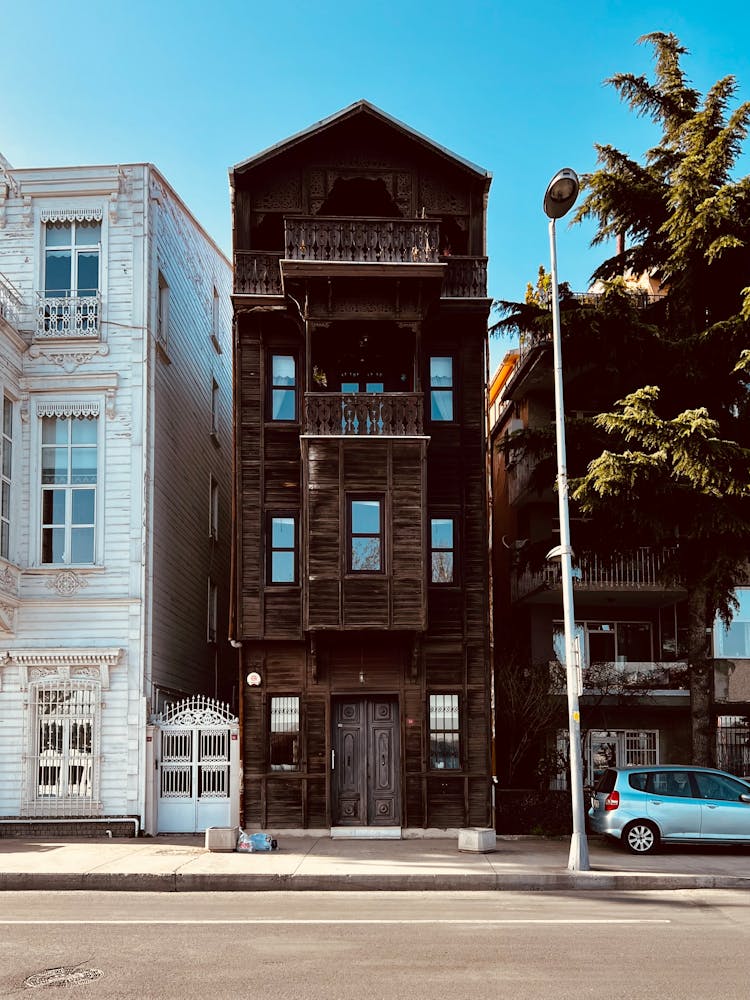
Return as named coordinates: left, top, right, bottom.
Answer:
left=236, top=831, right=278, bottom=852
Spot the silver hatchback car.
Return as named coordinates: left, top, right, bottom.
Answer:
left=589, top=765, right=750, bottom=854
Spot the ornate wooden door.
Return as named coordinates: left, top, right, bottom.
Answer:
left=332, top=698, right=400, bottom=826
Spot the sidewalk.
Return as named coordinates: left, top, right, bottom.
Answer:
left=2, top=834, right=750, bottom=892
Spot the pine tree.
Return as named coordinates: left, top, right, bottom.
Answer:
left=493, top=33, right=750, bottom=766
left=571, top=33, right=750, bottom=765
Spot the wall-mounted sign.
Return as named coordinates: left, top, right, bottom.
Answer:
left=246, top=671, right=262, bottom=687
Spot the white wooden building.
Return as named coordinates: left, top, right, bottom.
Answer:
left=0, top=159, right=237, bottom=834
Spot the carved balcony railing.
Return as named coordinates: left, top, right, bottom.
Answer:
left=285, top=217, right=441, bottom=264
left=442, top=256, right=488, bottom=297
left=0, top=273, right=24, bottom=331
left=303, top=392, right=424, bottom=436
left=234, top=251, right=284, bottom=296
left=233, top=248, right=487, bottom=298
left=36, top=291, right=101, bottom=339
left=512, top=547, right=678, bottom=602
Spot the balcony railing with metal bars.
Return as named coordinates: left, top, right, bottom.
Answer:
left=303, top=392, right=423, bottom=436
left=36, top=291, right=101, bottom=339
left=0, top=273, right=24, bottom=330
left=512, top=547, right=676, bottom=602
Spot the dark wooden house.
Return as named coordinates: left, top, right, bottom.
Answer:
left=230, top=101, right=493, bottom=831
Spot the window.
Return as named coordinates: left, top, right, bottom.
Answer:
left=553, top=620, right=652, bottom=668
left=714, top=588, right=750, bottom=658
left=1, top=396, right=12, bottom=560
left=268, top=513, right=297, bottom=584
left=551, top=729, right=658, bottom=789
left=270, top=354, right=296, bottom=421
left=157, top=272, right=169, bottom=348
left=32, top=681, right=98, bottom=808
left=209, top=476, right=219, bottom=540
left=430, top=517, right=455, bottom=584
left=207, top=579, right=218, bottom=643
left=210, top=378, right=219, bottom=437
left=270, top=696, right=299, bottom=770
left=429, top=694, right=460, bottom=769
left=41, top=415, right=97, bottom=565
left=429, top=356, right=454, bottom=421
left=44, top=220, right=100, bottom=298
left=716, top=715, right=750, bottom=775
left=42, top=220, right=101, bottom=336
left=348, top=497, right=383, bottom=572
left=211, top=285, right=222, bottom=352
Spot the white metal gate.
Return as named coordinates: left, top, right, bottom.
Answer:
left=152, top=696, right=239, bottom=834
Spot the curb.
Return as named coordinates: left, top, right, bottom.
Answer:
left=2, top=871, right=750, bottom=892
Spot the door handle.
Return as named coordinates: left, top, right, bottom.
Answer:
left=649, top=799, right=663, bottom=805
left=707, top=804, right=718, bottom=810
left=331, top=750, right=335, bottom=770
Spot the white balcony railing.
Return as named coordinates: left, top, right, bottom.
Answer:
left=36, top=292, right=101, bottom=339
left=512, top=547, right=676, bottom=602
left=0, top=273, right=24, bottom=330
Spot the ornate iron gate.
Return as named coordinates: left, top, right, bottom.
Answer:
left=153, top=696, right=239, bottom=834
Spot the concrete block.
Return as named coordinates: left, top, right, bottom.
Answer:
left=458, top=827, right=496, bottom=853
left=205, top=827, right=239, bottom=852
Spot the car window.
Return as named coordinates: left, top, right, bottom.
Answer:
left=694, top=772, right=748, bottom=801
left=648, top=771, right=694, bottom=797
left=628, top=772, right=649, bottom=791
left=595, top=768, right=617, bottom=793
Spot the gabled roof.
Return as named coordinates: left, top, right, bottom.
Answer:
left=231, top=100, right=490, bottom=181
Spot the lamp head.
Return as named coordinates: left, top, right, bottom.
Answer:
left=543, top=168, right=580, bottom=220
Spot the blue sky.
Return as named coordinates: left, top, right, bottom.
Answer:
left=2, top=0, right=749, bottom=371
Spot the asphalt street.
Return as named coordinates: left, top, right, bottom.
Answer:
left=1, top=889, right=749, bottom=999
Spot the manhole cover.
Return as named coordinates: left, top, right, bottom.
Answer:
left=24, top=966, right=103, bottom=989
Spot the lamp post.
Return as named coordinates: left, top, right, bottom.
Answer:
left=543, top=168, right=590, bottom=872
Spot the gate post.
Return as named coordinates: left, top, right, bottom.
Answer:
left=144, top=724, right=157, bottom=837
left=229, top=720, right=240, bottom=828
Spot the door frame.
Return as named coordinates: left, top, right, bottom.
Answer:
left=330, top=694, right=401, bottom=827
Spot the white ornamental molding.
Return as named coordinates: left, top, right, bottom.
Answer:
left=153, top=694, right=238, bottom=727
left=40, top=206, right=103, bottom=224
left=0, top=647, right=121, bottom=691
left=28, top=343, right=110, bottom=374
left=45, top=570, right=89, bottom=597
left=0, top=603, right=16, bottom=634
left=36, top=400, right=100, bottom=420
left=0, top=564, right=19, bottom=596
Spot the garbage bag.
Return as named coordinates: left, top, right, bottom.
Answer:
left=236, top=831, right=278, bottom=852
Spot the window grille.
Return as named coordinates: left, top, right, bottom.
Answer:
left=27, top=680, right=100, bottom=816
left=270, top=696, right=299, bottom=771
left=429, top=693, right=460, bottom=769
left=1, top=396, right=12, bottom=559
left=716, top=715, right=750, bottom=776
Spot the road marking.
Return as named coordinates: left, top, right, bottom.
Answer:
left=0, top=918, right=671, bottom=925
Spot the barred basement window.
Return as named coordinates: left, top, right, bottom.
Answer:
left=31, top=681, right=99, bottom=813
left=270, top=696, right=299, bottom=771
left=429, top=693, right=460, bottom=769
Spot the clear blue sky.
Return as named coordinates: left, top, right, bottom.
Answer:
left=3, top=0, right=749, bottom=372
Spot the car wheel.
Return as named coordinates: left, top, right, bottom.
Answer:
left=623, top=820, right=659, bottom=855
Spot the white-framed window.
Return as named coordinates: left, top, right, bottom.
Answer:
left=44, top=219, right=100, bottom=298
left=207, top=578, right=218, bottom=643
left=1, top=395, right=13, bottom=560
left=429, top=693, right=461, bottom=770
left=429, top=356, right=454, bottom=422
left=553, top=620, right=652, bottom=667
left=551, top=729, right=659, bottom=789
left=210, top=378, right=219, bottom=438
left=714, top=588, right=750, bottom=658
left=30, top=399, right=104, bottom=568
left=209, top=475, right=219, bottom=540
left=211, top=285, right=222, bottom=353
left=270, top=696, right=300, bottom=771
left=29, top=679, right=101, bottom=815
left=157, top=271, right=170, bottom=350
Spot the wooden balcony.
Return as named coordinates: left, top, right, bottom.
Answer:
left=303, top=392, right=423, bottom=436
left=512, top=547, right=682, bottom=604
left=234, top=237, right=487, bottom=298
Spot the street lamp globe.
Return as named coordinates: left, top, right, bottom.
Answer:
left=544, top=168, right=580, bottom=220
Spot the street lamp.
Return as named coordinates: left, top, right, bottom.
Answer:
left=544, top=168, right=590, bottom=872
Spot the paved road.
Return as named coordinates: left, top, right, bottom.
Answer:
left=0, top=889, right=748, bottom=999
